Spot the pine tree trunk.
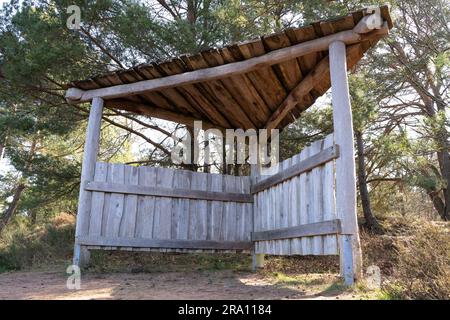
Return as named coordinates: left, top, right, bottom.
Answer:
left=186, top=127, right=198, bottom=172
left=0, top=183, right=26, bottom=234
left=355, top=130, right=381, bottom=232
left=0, top=137, right=37, bottom=234
left=436, top=149, right=450, bottom=221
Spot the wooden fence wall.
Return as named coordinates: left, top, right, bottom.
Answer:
left=77, top=164, right=253, bottom=252
left=252, top=134, right=340, bottom=256
left=76, top=134, right=342, bottom=257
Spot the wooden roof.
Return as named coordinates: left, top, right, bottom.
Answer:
left=66, top=6, right=393, bottom=130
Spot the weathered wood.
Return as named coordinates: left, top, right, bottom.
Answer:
left=78, top=237, right=253, bottom=250
left=299, top=143, right=312, bottom=254
left=66, top=28, right=387, bottom=103
left=190, top=171, right=207, bottom=240
left=341, top=234, right=355, bottom=286
left=134, top=166, right=156, bottom=238
left=252, top=253, right=265, bottom=271
left=172, top=169, right=190, bottom=240
left=289, top=152, right=302, bottom=254
left=88, top=162, right=108, bottom=236
left=323, top=135, right=338, bottom=254
left=106, top=99, right=222, bottom=131
left=156, top=60, right=232, bottom=128
left=223, top=175, right=238, bottom=242
left=252, top=219, right=341, bottom=241
left=329, top=40, right=362, bottom=280
left=265, top=43, right=368, bottom=131
left=250, top=164, right=262, bottom=257
left=227, top=43, right=287, bottom=113
left=104, top=164, right=125, bottom=237
left=119, top=166, right=139, bottom=238
left=208, top=173, right=223, bottom=240
left=310, top=139, right=323, bottom=255
left=278, top=157, right=291, bottom=254
left=85, top=181, right=253, bottom=203
left=353, top=12, right=385, bottom=34
left=73, top=97, right=103, bottom=267
left=251, top=145, right=339, bottom=194
left=154, top=168, right=174, bottom=240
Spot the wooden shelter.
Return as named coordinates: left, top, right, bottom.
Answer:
left=66, top=6, right=393, bottom=285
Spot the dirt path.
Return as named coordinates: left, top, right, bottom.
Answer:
left=0, top=269, right=358, bottom=300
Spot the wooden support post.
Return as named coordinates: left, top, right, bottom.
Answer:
left=252, top=252, right=265, bottom=271
left=250, top=163, right=264, bottom=271
left=73, top=97, right=104, bottom=267
left=341, top=235, right=354, bottom=286
left=329, top=41, right=362, bottom=285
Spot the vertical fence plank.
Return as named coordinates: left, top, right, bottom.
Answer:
left=105, top=164, right=125, bottom=237
left=154, top=168, right=174, bottom=240
left=290, top=153, right=302, bottom=254
left=188, top=172, right=207, bottom=242
left=100, top=163, right=111, bottom=237
left=311, top=140, right=324, bottom=255
left=280, top=157, right=291, bottom=255
left=173, top=170, right=190, bottom=240
left=300, top=145, right=312, bottom=254
left=243, top=177, right=252, bottom=242
left=236, top=176, right=250, bottom=241
left=323, top=134, right=338, bottom=254
left=88, top=162, right=108, bottom=237
left=135, top=166, right=156, bottom=238
left=209, top=173, right=223, bottom=241
left=120, top=165, right=139, bottom=238
left=262, top=188, right=269, bottom=253
left=223, top=175, right=237, bottom=242
left=198, top=172, right=208, bottom=241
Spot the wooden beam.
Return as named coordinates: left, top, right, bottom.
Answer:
left=73, top=97, right=103, bottom=267
left=105, top=99, right=224, bottom=131
left=265, top=55, right=329, bottom=131
left=353, top=11, right=385, bottom=34
left=329, top=40, right=362, bottom=282
left=65, top=26, right=388, bottom=104
left=77, top=237, right=254, bottom=250
left=251, top=219, right=342, bottom=241
left=265, top=42, right=368, bottom=131
left=85, top=181, right=253, bottom=203
left=251, top=145, right=339, bottom=194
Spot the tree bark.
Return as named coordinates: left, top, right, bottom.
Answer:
left=0, top=137, right=37, bottom=234
left=186, top=126, right=198, bottom=172
left=436, top=145, right=450, bottom=221
left=0, top=184, right=26, bottom=234
left=355, top=130, right=382, bottom=232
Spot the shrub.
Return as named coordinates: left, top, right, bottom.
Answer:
left=384, top=222, right=450, bottom=299
left=0, top=214, right=75, bottom=271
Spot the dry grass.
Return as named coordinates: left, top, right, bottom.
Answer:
left=383, top=222, right=450, bottom=299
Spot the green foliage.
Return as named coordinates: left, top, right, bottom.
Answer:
left=0, top=214, right=75, bottom=271
left=279, top=106, right=333, bottom=160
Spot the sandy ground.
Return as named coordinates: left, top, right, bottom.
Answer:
left=0, top=269, right=358, bottom=300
